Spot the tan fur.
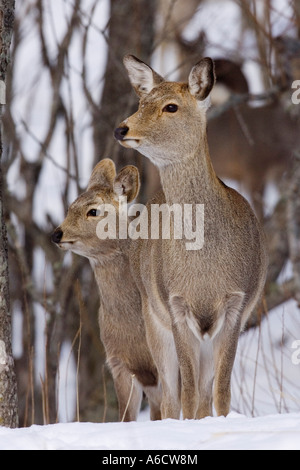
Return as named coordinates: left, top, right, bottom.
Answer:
left=115, top=56, right=268, bottom=419
left=51, top=159, right=161, bottom=422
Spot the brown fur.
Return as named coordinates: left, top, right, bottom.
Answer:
left=51, top=159, right=161, bottom=421
left=115, top=56, right=268, bottom=419
left=208, top=100, right=300, bottom=219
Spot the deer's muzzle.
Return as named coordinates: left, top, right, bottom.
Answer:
left=114, top=126, right=129, bottom=141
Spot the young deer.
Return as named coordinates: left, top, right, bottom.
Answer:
left=51, top=159, right=161, bottom=422
left=115, top=56, right=268, bottom=419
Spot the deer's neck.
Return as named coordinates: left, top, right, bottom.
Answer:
left=159, top=136, right=221, bottom=205
left=90, top=243, right=136, bottom=310
left=90, top=248, right=123, bottom=295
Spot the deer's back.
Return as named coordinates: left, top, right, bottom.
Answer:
left=208, top=102, right=299, bottom=186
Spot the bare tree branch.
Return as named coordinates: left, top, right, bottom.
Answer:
left=287, top=152, right=300, bottom=306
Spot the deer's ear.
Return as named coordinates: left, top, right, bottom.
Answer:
left=113, top=165, right=140, bottom=203
left=188, top=57, right=215, bottom=105
left=123, top=55, right=164, bottom=98
left=87, top=159, right=116, bottom=191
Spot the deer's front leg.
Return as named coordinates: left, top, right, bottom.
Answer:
left=169, top=295, right=201, bottom=420
left=143, top=300, right=181, bottom=420
left=213, top=291, right=245, bottom=416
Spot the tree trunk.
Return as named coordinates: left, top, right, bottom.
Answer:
left=0, top=0, right=18, bottom=428
left=287, top=151, right=300, bottom=307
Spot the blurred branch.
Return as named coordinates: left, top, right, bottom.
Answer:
left=81, top=0, right=102, bottom=116
left=207, top=86, right=283, bottom=121
left=20, top=119, right=77, bottom=180
left=287, top=152, right=300, bottom=307
left=246, top=278, right=296, bottom=329
left=293, top=0, right=300, bottom=38
left=34, top=0, right=81, bottom=166
left=266, top=278, right=297, bottom=312
left=65, top=0, right=109, bottom=40
left=264, top=198, right=289, bottom=287
left=235, top=0, right=275, bottom=87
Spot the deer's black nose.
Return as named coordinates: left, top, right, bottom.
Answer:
left=114, top=126, right=129, bottom=141
left=51, top=228, right=63, bottom=244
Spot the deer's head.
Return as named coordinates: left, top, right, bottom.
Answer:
left=115, top=55, right=215, bottom=167
left=51, top=159, right=140, bottom=261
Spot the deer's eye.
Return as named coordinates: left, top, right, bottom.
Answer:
left=87, top=209, right=99, bottom=217
left=162, top=104, right=178, bottom=113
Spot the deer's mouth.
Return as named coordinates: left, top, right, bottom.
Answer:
left=58, top=240, right=76, bottom=250
left=114, top=126, right=141, bottom=148
left=121, top=138, right=140, bottom=149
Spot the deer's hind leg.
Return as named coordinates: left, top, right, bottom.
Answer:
left=170, top=295, right=216, bottom=420
left=109, top=358, right=143, bottom=422
left=143, top=384, right=162, bottom=420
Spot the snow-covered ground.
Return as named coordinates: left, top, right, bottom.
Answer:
left=0, top=412, right=299, bottom=450
left=232, top=298, right=300, bottom=417
left=1, top=298, right=300, bottom=450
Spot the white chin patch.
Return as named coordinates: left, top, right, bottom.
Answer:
left=59, top=242, right=73, bottom=251
left=123, top=139, right=140, bottom=149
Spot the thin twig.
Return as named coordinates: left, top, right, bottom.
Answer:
left=20, top=119, right=77, bottom=180
left=251, top=322, right=261, bottom=417
left=102, top=365, right=107, bottom=423
left=76, top=323, right=82, bottom=422
left=121, top=374, right=136, bottom=422
left=75, top=280, right=85, bottom=422
left=65, top=326, right=81, bottom=422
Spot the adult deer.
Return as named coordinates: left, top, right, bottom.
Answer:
left=115, top=56, right=268, bottom=419
left=207, top=97, right=300, bottom=220
left=52, top=159, right=161, bottom=421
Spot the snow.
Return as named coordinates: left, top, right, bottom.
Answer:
left=232, top=300, right=300, bottom=416
left=0, top=412, right=299, bottom=450
left=1, top=299, right=300, bottom=450
left=2, top=299, right=300, bottom=450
